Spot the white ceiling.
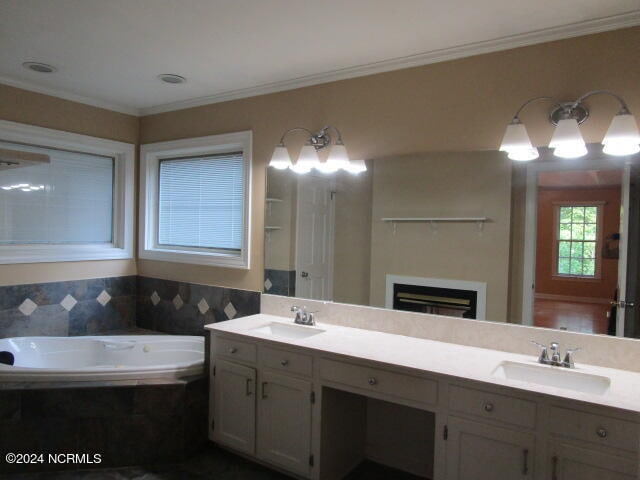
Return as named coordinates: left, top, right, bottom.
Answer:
left=1, top=0, right=639, bottom=115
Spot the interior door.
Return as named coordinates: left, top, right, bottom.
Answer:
left=622, top=162, right=640, bottom=337
left=295, top=175, right=335, bottom=301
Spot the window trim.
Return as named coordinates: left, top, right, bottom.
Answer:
left=139, top=131, right=252, bottom=269
left=0, top=120, right=135, bottom=264
left=552, top=201, right=605, bottom=280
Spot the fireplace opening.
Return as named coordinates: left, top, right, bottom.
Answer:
left=392, top=283, right=478, bottom=319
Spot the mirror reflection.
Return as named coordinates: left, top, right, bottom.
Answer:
left=265, top=146, right=640, bottom=338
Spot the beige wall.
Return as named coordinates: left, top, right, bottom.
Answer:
left=1, top=27, right=639, bottom=296
left=138, top=27, right=640, bottom=295
left=0, top=84, right=139, bottom=286
left=332, top=168, right=373, bottom=306
left=369, top=152, right=512, bottom=321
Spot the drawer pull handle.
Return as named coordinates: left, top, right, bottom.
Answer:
left=280, top=359, right=289, bottom=367
left=596, top=427, right=608, bottom=438
left=483, top=402, right=494, bottom=413
left=229, top=347, right=238, bottom=354
left=368, top=377, right=377, bottom=386
left=522, top=448, right=529, bottom=475
left=261, top=381, right=268, bottom=399
left=245, top=378, right=252, bottom=396
left=551, top=455, right=558, bottom=480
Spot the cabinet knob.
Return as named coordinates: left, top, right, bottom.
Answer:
left=483, top=402, right=494, bottom=413
left=229, top=347, right=237, bottom=354
left=280, top=359, right=289, bottom=367
left=596, top=427, right=608, bottom=438
left=368, top=377, right=377, bottom=386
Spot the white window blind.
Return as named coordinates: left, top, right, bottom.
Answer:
left=0, top=141, right=114, bottom=245
left=158, top=152, right=245, bottom=251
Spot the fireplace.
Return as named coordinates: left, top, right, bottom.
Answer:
left=385, top=275, right=487, bottom=320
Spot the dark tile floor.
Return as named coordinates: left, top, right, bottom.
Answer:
left=4, top=445, right=424, bottom=479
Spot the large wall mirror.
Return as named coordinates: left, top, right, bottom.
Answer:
left=264, top=146, right=640, bottom=338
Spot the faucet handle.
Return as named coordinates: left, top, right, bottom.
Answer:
left=563, top=347, right=581, bottom=368
left=530, top=340, right=549, bottom=363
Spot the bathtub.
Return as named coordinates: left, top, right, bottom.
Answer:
left=0, top=335, right=204, bottom=382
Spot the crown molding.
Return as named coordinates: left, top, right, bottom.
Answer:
left=140, top=11, right=640, bottom=116
left=0, top=75, right=140, bottom=116
left=1, top=11, right=638, bottom=118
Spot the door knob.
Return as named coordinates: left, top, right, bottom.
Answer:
left=301, top=271, right=309, bottom=278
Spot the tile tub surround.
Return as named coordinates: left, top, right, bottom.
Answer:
left=0, top=276, right=136, bottom=338
left=262, top=294, right=640, bottom=374
left=136, top=276, right=260, bottom=336
left=0, top=376, right=208, bottom=474
left=264, top=268, right=296, bottom=297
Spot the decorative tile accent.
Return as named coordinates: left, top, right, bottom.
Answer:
left=97, top=290, right=112, bottom=307
left=150, top=291, right=161, bottom=306
left=60, top=294, right=78, bottom=312
left=18, top=298, right=37, bottom=316
left=197, top=298, right=209, bottom=315
left=264, top=278, right=272, bottom=291
left=224, top=302, right=237, bottom=320
left=173, top=294, right=184, bottom=311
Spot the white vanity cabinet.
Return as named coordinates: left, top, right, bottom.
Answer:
left=547, top=443, right=637, bottom=480
left=211, top=359, right=256, bottom=454
left=257, top=369, right=313, bottom=476
left=208, top=319, right=640, bottom=480
left=210, top=334, right=314, bottom=478
left=445, top=416, right=535, bottom=479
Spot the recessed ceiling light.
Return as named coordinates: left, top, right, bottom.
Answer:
left=22, top=62, right=57, bottom=74
left=158, top=74, right=187, bottom=84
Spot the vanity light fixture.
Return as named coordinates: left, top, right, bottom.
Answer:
left=500, top=90, right=640, bottom=161
left=269, top=126, right=365, bottom=174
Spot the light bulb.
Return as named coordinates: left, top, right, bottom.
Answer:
left=344, top=159, right=367, bottom=174
left=549, top=119, right=587, bottom=159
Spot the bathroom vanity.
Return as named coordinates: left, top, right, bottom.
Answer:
left=206, top=311, right=640, bottom=480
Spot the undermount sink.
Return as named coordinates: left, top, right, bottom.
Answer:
left=250, top=322, right=326, bottom=340
left=492, top=360, right=611, bottom=395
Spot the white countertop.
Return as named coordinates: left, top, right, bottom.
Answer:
left=206, top=314, right=640, bottom=415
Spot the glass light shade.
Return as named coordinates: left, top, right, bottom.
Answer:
left=549, top=119, right=587, bottom=159
left=290, top=144, right=319, bottom=174
left=269, top=144, right=292, bottom=169
left=602, top=113, right=640, bottom=156
left=344, top=159, right=367, bottom=174
left=316, top=142, right=350, bottom=173
left=499, top=122, right=539, bottom=161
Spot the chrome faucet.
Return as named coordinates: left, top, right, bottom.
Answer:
left=531, top=341, right=580, bottom=368
left=291, top=306, right=316, bottom=326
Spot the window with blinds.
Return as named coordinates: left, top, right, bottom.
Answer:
left=0, top=141, right=114, bottom=245
left=158, top=153, right=244, bottom=251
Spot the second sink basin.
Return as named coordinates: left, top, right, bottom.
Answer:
left=250, top=322, right=326, bottom=340
left=492, top=360, right=611, bottom=395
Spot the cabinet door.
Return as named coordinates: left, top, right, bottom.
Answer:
left=257, top=370, right=313, bottom=477
left=212, top=359, right=256, bottom=454
left=446, top=416, right=534, bottom=480
left=549, top=443, right=637, bottom=480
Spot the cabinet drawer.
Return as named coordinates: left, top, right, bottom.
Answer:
left=449, top=385, right=536, bottom=429
left=319, top=358, right=438, bottom=406
left=215, top=336, right=256, bottom=364
left=549, top=406, right=639, bottom=453
left=260, top=345, right=313, bottom=377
